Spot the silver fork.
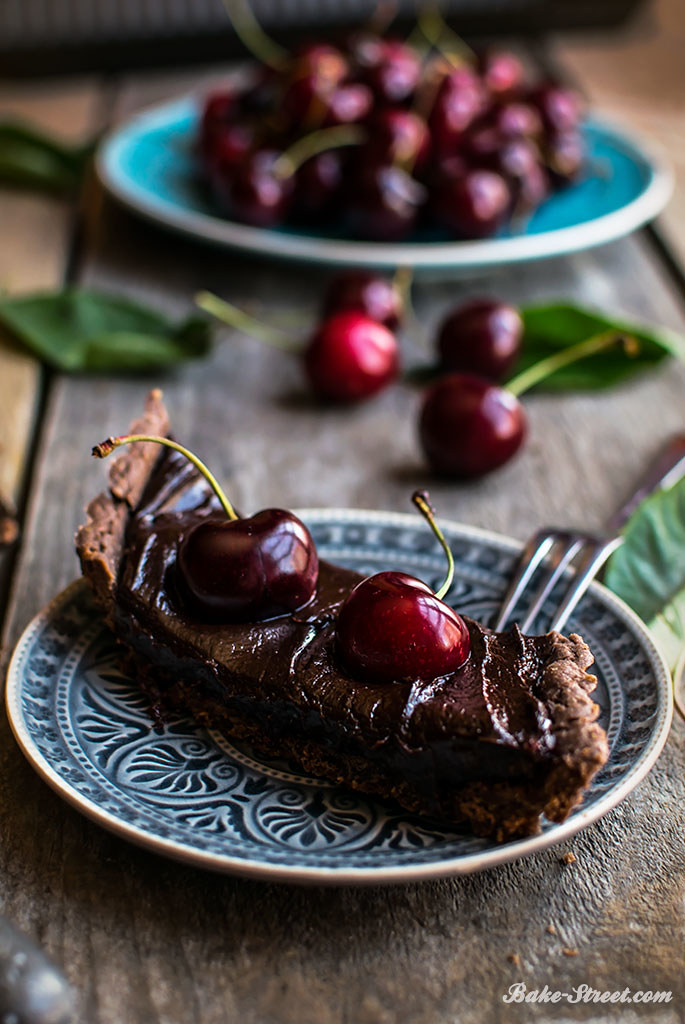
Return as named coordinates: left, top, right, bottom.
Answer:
left=494, top=434, right=685, bottom=634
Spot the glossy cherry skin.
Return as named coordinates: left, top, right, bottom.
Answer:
left=292, top=43, right=349, bottom=87
left=322, top=271, right=403, bottom=329
left=177, top=509, right=319, bottom=622
left=428, top=69, right=485, bottom=156
left=348, top=162, right=426, bottom=241
left=201, top=90, right=238, bottom=144
left=323, top=82, right=374, bottom=126
left=354, top=37, right=421, bottom=104
left=434, top=169, right=511, bottom=238
left=304, top=311, right=398, bottom=402
left=365, top=108, right=430, bottom=171
left=229, top=149, right=293, bottom=227
left=491, top=101, right=543, bottom=139
left=437, top=299, right=523, bottom=381
left=545, top=130, right=584, bottom=182
left=336, top=571, right=471, bottom=683
left=478, top=51, right=525, bottom=98
left=528, top=83, right=582, bottom=135
left=419, top=373, right=527, bottom=478
left=293, top=150, right=344, bottom=220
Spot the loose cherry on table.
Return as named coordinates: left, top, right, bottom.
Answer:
left=196, top=291, right=399, bottom=404
left=91, top=435, right=319, bottom=622
left=437, top=298, right=523, bottom=381
left=420, top=327, right=636, bottom=479
left=336, top=491, right=470, bottom=683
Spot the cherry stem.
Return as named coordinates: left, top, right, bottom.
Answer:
left=195, top=291, right=303, bottom=352
left=506, top=330, right=640, bottom=398
left=220, top=0, right=288, bottom=70
left=92, top=435, right=239, bottom=522
left=412, top=490, right=455, bottom=601
left=273, top=125, right=366, bottom=180
left=417, top=5, right=475, bottom=67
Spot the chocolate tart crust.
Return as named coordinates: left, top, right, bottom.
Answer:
left=76, top=391, right=608, bottom=842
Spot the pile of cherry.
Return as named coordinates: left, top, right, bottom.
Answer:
left=199, top=269, right=534, bottom=480
left=198, top=33, right=584, bottom=240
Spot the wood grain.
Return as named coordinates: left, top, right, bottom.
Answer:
left=1, top=65, right=685, bottom=1024
left=0, top=78, right=99, bottom=515
left=554, top=0, right=685, bottom=267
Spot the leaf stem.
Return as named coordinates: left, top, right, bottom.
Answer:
left=92, top=435, right=238, bottom=521
left=507, top=330, right=639, bottom=398
left=220, top=0, right=288, bottom=70
left=195, top=291, right=302, bottom=352
left=412, top=490, right=454, bottom=600
left=273, top=125, right=366, bottom=180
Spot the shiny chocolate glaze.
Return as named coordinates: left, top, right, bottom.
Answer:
left=115, top=449, right=563, bottom=803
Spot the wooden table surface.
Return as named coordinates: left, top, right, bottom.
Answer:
left=1, top=4, right=684, bottom=1022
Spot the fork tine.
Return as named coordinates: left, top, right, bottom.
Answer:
left=493, top=529, right=556, bottom=631
left=549, top=536, right=624, bottom=634
left=519, top=534, right=585, bottom=634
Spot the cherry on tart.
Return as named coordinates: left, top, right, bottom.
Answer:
left=336, top=492, right=470, bottom=683
left=91, top=435, right=318, bottom=622
left=437, top=298, right=523, bottom=381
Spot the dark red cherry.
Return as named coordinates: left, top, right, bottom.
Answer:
left=292, top=43, right=349, bottom=87
left=348, top=162, right=426, bottom=241
left=419, top=373, right=527, bottom=478
left=365, top=108, right=430, bottom=171
left=336, top=570, right=470, bottom=683
left=282, top=73, right=331, bottom=129
left=201, top=90, right=238, bottom=143
left=434, top=168, right=511, bottom=238
left=323, top=82, right=374, bottom=126
left=304, top=311, right=398, bottom=402
left=354, top=37, right=421, bottom=104
left=293, top=150, right=344, bottom=220
left=478, top=51, right=525, bottom=98
left=229, top=149, right=293, bottom=227
left=495, top=138, right=550, bottom=208
left=322, top=270, right=403, bottom=329
left=178, top=509, right=319, bottom=622
left=545, top=130, right=585, bottom=182
left=428, top=69, right=485, bottom=156
left=528, top=83, right=583, bottom=135
left=207, top=123, right=257, bottom=207
left=491, top=101, right=543, bottom=139
left=437, top=299, right=523, bottom=381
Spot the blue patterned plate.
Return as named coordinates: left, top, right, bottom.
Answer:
left=6, top=511, right=672, bottom=884
left=96, top=94, right=673, bottom=271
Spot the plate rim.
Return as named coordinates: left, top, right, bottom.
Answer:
left=5, top=510, right=673, bottom=885
left=95, top=93, right=674, bottom=270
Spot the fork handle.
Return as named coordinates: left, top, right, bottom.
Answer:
left=605, top=434, right=685, bottom=534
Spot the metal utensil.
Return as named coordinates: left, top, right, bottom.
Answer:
left=495, top=434, right=685, bottom=634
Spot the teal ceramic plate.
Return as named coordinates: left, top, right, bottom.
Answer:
left=5, top=511, right=672, bottom=885
left=97, top=94, right=672, bottom=271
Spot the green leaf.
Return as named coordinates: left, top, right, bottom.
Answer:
left=516, top=303, right=685, bottom=390
left=0, top=122, right=94, bottom=195
left=604, top=477, right=685, bottom=670
left=0, top=289, right=212, bottom=373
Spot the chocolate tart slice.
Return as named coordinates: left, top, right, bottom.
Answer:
left=76, top=391, right=608, bottom=841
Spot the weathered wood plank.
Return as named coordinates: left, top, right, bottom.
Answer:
left=2, top=67, right=685, bottom=1024
left=0, top=79, right=99, bottom=540
left=553, top=0, right=685, bottom=268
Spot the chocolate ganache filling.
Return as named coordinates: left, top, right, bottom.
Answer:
left=115, top=447, right=560, bottom=803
